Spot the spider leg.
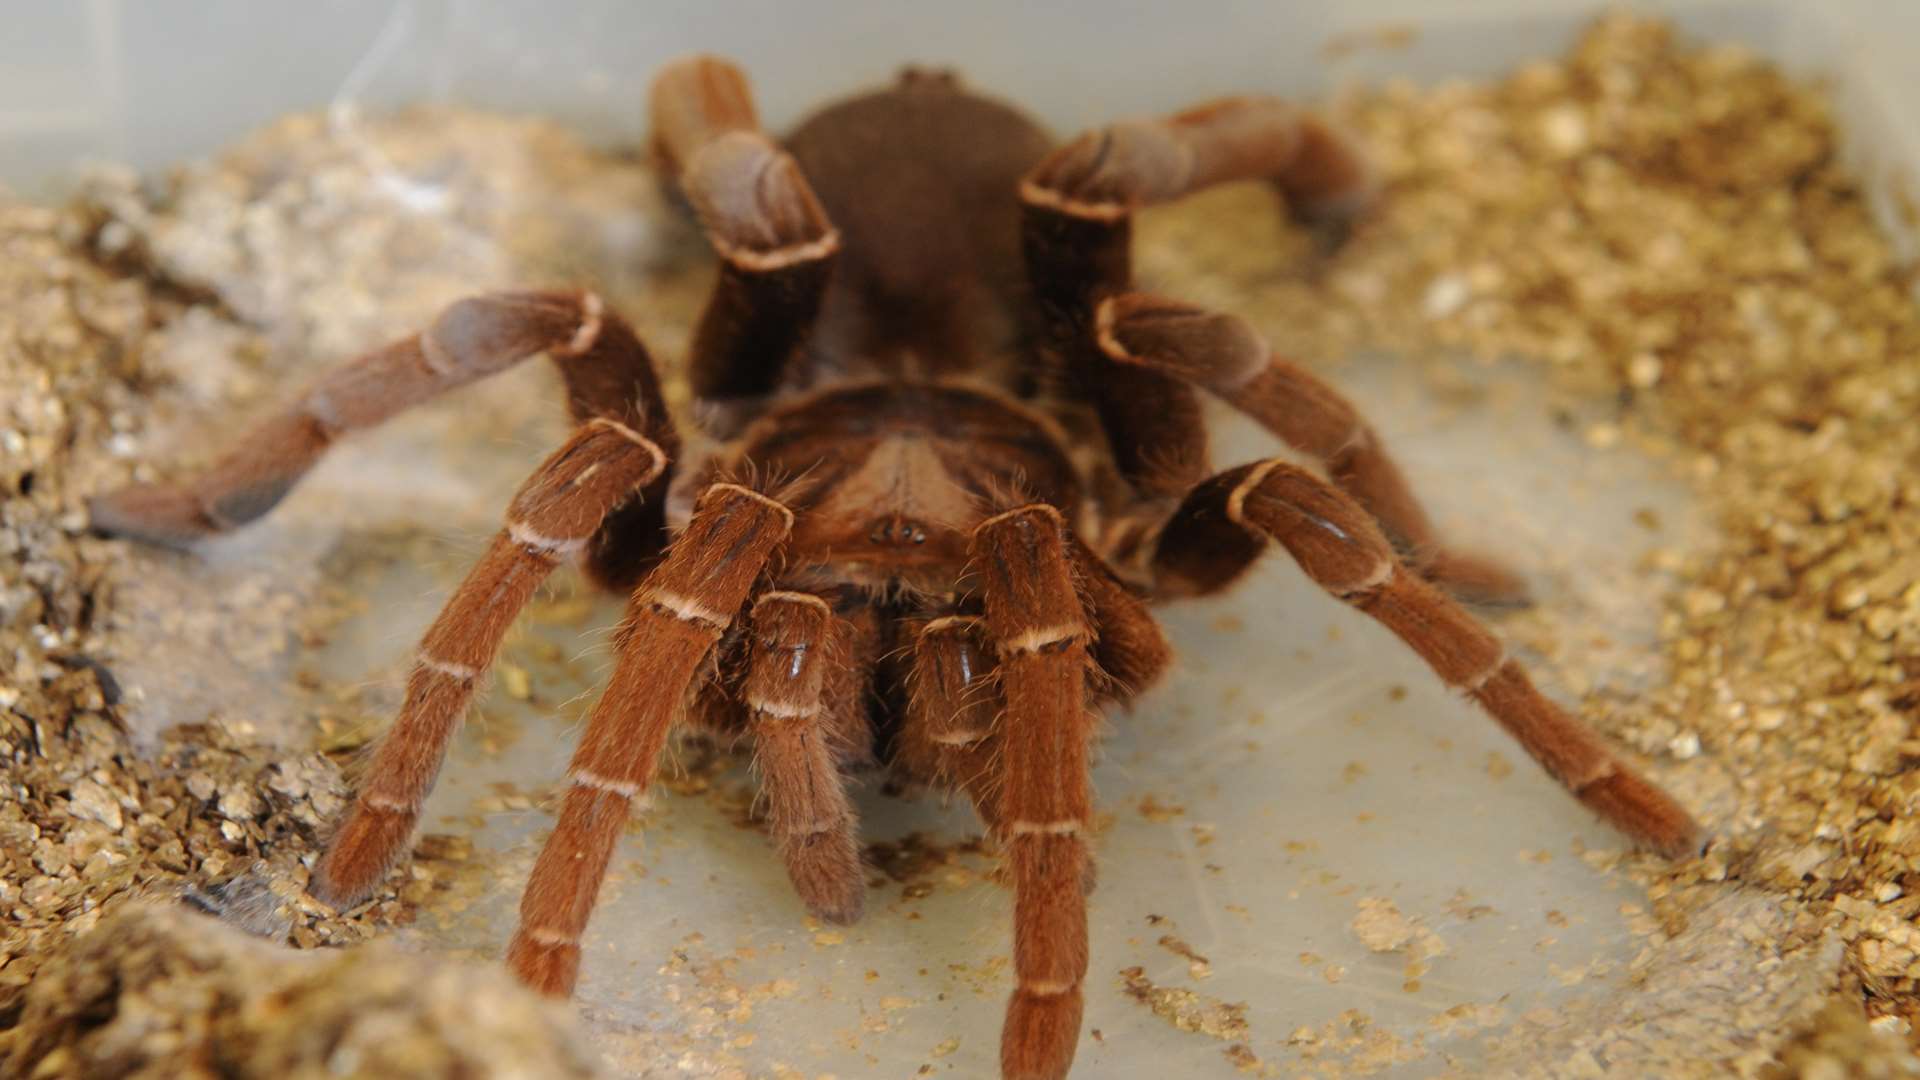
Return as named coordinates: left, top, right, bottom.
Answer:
left=972, top=505, right=1096, bottom=1080
left=900, top=615, right=1003, bottom=826
left=507, top=481, right=794, bottom=996
left=1154, top=461, right=1703, bottom=859
left=743, top=590, right=865, bottom=925
left=312, top=419, right=667, bottom=908
left=1025, top=97, right=1372, bottom=234
left=1020, top=97, right=1373, bottom=500
left=650, top=55, right=838, bottom=427
left=902, top=610, right=1113, bottom=904
left=1097, top=292, right=1530, bottom=605
left=89, top=290, right=679, bottom=583
left=1063, top=532, right=1173, bottom=702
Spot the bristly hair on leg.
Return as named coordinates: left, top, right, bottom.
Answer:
left=713, top=457, right=826, bottom=513
left=741, top=599, right=850, bottom=812
left=973, top=468, right=1044, bottom=520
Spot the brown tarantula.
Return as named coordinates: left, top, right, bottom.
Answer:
left=90, top=56, right=1701, bottom=1080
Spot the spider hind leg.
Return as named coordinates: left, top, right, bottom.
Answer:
left=1096, top=291, right=1531, bottom=606
left=1154, top=460, right=1702, bottom=859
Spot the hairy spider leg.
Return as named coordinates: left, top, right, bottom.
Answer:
left=89, top=289, right=677, bottom=587
left=1063, top=531, right=1173, bottom=701
left=507, top=481, right=793, bottom=995
left=1152, top=460, right=1702, bottom=859
left=650, top=55, right=839, bottom=428
left=973, top=505, right=1097, bottom=1080
left=313, top=419, right=667, bottom=906
left=1095, top=291, right=1530, bottom=605
left=901, top=614, right=1004, bottom=824
left=743, top=590, right=867, bottom=925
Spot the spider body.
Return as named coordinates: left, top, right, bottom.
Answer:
left=90, top=57, right=1702, bottom=1080
left=668, top=77, right=1079, bottom=598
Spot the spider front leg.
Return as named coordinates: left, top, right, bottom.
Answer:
left=897, top=545, right=1168, bottom=839
left=972, top=505, right=1097, bottom=1080
left=743, top=590, right=865, bottom=925
left=312, top=419, right=666, bottom=908
left=1097, top=292, right=1529, bottom=605
left=900, top=615, right=1003, bottom=827
left=1154, top=461, right=1703, bottom=858
left=89, top=290, right=676, bottom=562
left=508, top=481, right=794, bottom=995
left=650, top=55, right=839, bottom=425
left=902, top=610, right=1118, bottom=904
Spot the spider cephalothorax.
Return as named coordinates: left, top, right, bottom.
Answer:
left=90, top=56, right=1701, bottom=1080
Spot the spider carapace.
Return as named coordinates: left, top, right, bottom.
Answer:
left=90, top=56, right=1701, bottom=1080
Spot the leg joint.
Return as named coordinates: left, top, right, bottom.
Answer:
left=997, top=623, right=1091, bottom=656
left=1224, top=459, right=1289, bottom=528
left=550, top=292, right=605, bottom=358
left=1334, top=559, right=1397, bottom=601
left=919, top=614, right=984, bottom=638
left=570, top=768, right=642, bottom=800
left=1019, top=177, right=1131, bottom=221
left=700, top=482, right=796, bottom=532
left=1007, top=819, right=1086, bottom=838
left=1457, top=650, right=1509, bottom=693
left=930, top=729, right=989, bottom=747
left=361, top=793, right=419, bottom=815
left=524, top=927, right=580, bottom=949
left=748, top=695, right=822, bottom=720
left=752, top=590, right=831, bottom=616
left=641, top=586, right=731, bottom=633
left=417, top=652, right=479, bottom=681
left=975, top=502, right=1065, bottom=535
left=582, top=419, right=670, bottom=484
left=507, top=519, right=589, bottom=561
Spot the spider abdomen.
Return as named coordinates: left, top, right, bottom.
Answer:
left=785, top=74, right=1053, bottom=382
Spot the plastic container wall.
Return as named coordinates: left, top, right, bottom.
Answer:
left=4, top=0, right=1916, bottom=259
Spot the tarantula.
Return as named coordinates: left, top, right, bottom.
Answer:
left=90, top=56, right=1701, bottom=1080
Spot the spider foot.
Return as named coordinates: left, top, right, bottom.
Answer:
left=87, top=484, right=219, bottom=549
left=785, top=832, right=866, bottom=927
left=506, top=929, right=581, bottom=997
left=1575, top=769, right=1705, bottom=860
left=1002, top=986, right=1084, bottom=1080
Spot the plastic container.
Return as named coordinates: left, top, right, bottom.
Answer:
left=8, top=2, right=1914, bottom=1077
